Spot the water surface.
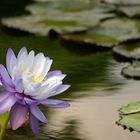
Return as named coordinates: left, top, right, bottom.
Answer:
left=0, top=1, right=140, bottom=140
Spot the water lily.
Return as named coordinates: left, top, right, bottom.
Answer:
left=0, top=47, right=70, bottom=135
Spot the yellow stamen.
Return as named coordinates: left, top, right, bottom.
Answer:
left=34, top=75, right=41, bottom=83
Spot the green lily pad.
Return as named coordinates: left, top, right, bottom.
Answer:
left=117, top=113, right=140, bottom=132
left=122, top=61, right=140, bottom=79
left=117, top=102, right=140, bottom=133
left=2, top=0, right=117, bottom=36
left=62, top=18, right=140, bottom=48
left=33, top=0, right=87, bottom=2
left=120, top=102, right=140, bottom=114
left=25, top=2, right=116, bottom=23
left=26, top=1, right=115, bottom=15
left=113, top=41, right=140, bottom=62
left=26, top=1, right=93, bottom=14
left=117, top=6, right=140, bottom=17
left=62, top=32, right=119, bottom=48
left=2, top=13, right=99, bottom=36
left=103, top=0, right=140, bottom=5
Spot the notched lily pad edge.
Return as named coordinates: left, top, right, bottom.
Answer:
left=116, top=118, right=135, bottom=132
left=117, top=101, right=140, bottom=133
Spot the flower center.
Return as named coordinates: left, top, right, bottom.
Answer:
left=34, top=75, right=42, bottom=83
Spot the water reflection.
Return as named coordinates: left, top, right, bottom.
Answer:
left=46, top=82, right=140, bottom=140
left=1, top=0, right=140, bottom=140
left=0, top=21, right=136, bottom=140
left=0, top=24, right=139, bottom=140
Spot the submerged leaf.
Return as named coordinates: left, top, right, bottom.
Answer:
left=122, top=61, right=140, bottom=79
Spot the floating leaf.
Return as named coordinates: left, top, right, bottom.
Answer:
left=33, top=0, right=90, bottom=2
left=25, top=2, right=116, bottom=22
left=2, top=0, right=117, bottom=36
left=117, top=102, right=140, bottom=133
left=102, top=0, right=140, bottom=5
left=26, top=1, right=115, bottom=15
left=61, top=32, right=119, bottom=48
left=117, top=6, right=140, bottom=17
left=117, top=113, right=140, bottom=132
left=26, top=1, right=93, bottom=14
left=26, top=0, right=116, bottom=22
left=62, top=18, right=140, bottom=48
left=2, top=13, right=99, bottom=36
left=120, top=102, right=140, bottom=115
left=113, top=41, right=140, bottom=62
left=122, top=61, right=140, bottom=79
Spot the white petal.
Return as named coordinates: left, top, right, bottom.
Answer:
left=42, top=74, right=66, bottom=86
left=38, top=57, right=53, bottom=81
left=24, top=50, right=35, bottom=72
left=31, top=53, right=46, bottom=76
left=32, top=81, right=62, bottom=100
left=32, top=73, right=66, bottom=99
left=22, top=73, right=40, bottom=95
left=14, top=50, right=34, bottom=78
left=17, top=47, right=27, bottom=61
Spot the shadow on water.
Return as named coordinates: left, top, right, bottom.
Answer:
left=0, top=0, right=32, bottom=18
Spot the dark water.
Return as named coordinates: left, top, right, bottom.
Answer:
left=0, top=1, right=140, bottom=140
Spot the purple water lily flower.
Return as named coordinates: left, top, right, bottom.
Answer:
left=0, top=47, right=70, bottom=135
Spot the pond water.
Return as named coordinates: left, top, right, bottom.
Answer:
left=1, top=0, right=140, bottom=140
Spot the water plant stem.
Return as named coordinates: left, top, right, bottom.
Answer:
left=0, top=113, right=9, bottom=140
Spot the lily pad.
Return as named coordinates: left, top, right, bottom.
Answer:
left=120, top=102, right=140, bottom=115
left=113, top=41, right=140, bottom=62
left=102, top=0, right=140, bottom=6
left=2, top=13, right=99, bottom=36
left=117, top=102, right=140, bottom=132
left=61, top=18, right=140, bottom=48
left=117, top=6, right=140, bottom=17
left=25, top=2, right=116, bottom=23
left=26, top=1, right=93, bottom=14
left=122, top=61, right=140, bottom=79
left=33, top=0, right=95, bottom=3
left=26, top=1, right=115, bottom=14
left=26, top=0, right=116, bottom=23
left=117, top=113, right=140, bottom=132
